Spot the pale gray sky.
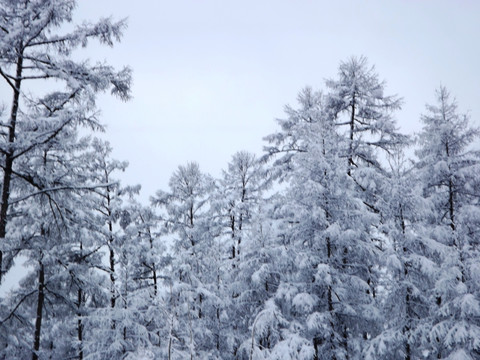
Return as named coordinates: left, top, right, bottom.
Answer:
left=31, top=0, right=480, bottom=200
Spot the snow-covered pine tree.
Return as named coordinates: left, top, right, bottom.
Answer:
left=209, top=151, right=269, bottom=357
left=263, top=87, right=323, bottom=180
left=0, top=0, right=131, bottom=284
left=415, top=86, right=480, bottom=359
left=365, top=147, right=436, bottom=360
left=0, top=131, right=110, bottom=359
left=151, top=162, right=217, bottom=359
left=323, top=56, right=407, bottom=355
left=81, top=140, right=151, bottom=360
left=262, top=84, right=385, bottom=359
left=325, top=56, right=403, bottom=183
left=115, top=201, right=171, bottom=358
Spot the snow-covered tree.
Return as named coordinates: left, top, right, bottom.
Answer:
left=118, top=202, right=171, bottom=358
left=261, top=83, right=384, bottom=359
left=263, top=87, right=324, bottom=180
left=0, top=0, right=131, bottom=284
left=218, top=151, right=266, bottom=262
left=152, top=162, right=217, bottom=359
left=206, top=151, right=270, bottom=357
left=325, top=56, right=403, bottom=180
left=415, top=87, right=480, bottom=359
left=80, top=140, right=152, bottom=360
left=0, top=131, right=110, bottom=359
left=365, top=149, right=435, bottom=360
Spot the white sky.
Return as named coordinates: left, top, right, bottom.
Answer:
left=15, top=1, right=480, bottom=201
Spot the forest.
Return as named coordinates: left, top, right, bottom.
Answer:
left=0, top=1, right=479, bottom=359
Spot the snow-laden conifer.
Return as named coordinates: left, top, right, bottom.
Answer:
left=416, top=87, right=480, bottom=359
left=0, top=0, right=131, bottom=285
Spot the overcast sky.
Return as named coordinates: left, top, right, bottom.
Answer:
left=74, top=0, right=479, bottom=200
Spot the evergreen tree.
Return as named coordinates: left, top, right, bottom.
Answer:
left=0, top=0, right=131, bottom=284
left=416, top=87, right=480, bottom=359
left=263, top=85, right=383, bottom=359
left=81, top=140, right=150, bottom=360
left=209, top=151, right=269, bottom=357
left=0, top=132, right=109, bottom=359
left=151, top=162, right=217, bottom=359
left=365, top=149, right=435, bottom=360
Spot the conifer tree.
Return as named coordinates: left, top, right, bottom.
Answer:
left=416, top=87, right=480, bottom=359
left=0, top=0, right=131, bottom=284
left=365, top=149, right=435, bottom=360
left=0, top=133, right=109, bottom=359
left=152, top=162, right=216, bottom=359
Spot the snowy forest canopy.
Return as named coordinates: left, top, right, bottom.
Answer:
left=0, top=1, right=479, bottom=360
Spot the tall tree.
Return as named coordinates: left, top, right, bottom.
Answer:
left=208, top=151, right=269, bottom=357
left=0, top=132, right=110, bottom=359
left=415, top=87, right=480, bottom=359
left=365, top=149, right=435, bottom=360
left=152, top=162, right=217, bottom=359
left=81, top=139, right=151, bottom=360
left=0, top=0, right=131, bottom=283
left=325, top=56, right=403, bottom=181
left=262, top=84, right=385, bottom=359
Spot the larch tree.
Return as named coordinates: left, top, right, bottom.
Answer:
left=0, top=0, right=131, bottom=284
left=323, top=56, right=407, bottom=355
left=151, top=162, right=217, bottom=359
left=415, top=86, right=480, bottom=359
left=262, top=84, right=385, bottom=359
left=81, top=139, right=147, bottom=360
left=209, top=151, right=269, bottom=357
left=0, top=131, right=110, bottom=359
left=365, top=148, right=436, bottom=360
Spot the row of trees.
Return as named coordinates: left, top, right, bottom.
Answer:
left=0, top=1, right=479, bottom=359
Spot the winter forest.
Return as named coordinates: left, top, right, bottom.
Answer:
left=0, top=1, right=479, bottom=360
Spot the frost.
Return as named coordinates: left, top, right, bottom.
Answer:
left=459, top=294, right=480, bottom=318
left=292, top=293, right=316, bottom=314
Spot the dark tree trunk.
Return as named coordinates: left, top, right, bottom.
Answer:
left=347, top=95, right=356, bottom=177
left=342, top=325, right=349, bottom=360
left=109, top=246, right=116, bottom=309
left=32, top=261, right=45, bottom=360
left=313, top=336, right=321, bottom=360
left=0, top=52, right=23, bottom=284
left=77, top=288, right=84, bottom=360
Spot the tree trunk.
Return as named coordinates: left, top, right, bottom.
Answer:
left=448, top=178, right=455, bottom=232
left=313, top=336, right=321, bottom=360
left=77, top=288, right=84, bottom=360
left=32, top=261, right=45, bottom=360
left=342, top=325, right=349, bottom=360
left=402, top=210, right=411, bottom=360
left=0, top=52, right=23, bottom=284
left=105, top=183, right=116, bottom=313
left=109, top=246, right=116, bottom=309
left=347, top=96, right=356, bottom=176
left=403, top=287, right=412, bottom=360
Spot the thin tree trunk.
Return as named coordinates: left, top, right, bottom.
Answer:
left=109, top=246, right=115, bottom=309
left=32, top=261, right=45, bottom=360
left=104, top=180, right=116, bottom=312
left=147, top=227, right=158, bottom=297
left=401, top=207, right=412, bottom=360
left=77, top=240, right=84, bottom=360
left=77, top=288, right=84, bottom=360
left=0, top=52, right=23, bottom=284
left=347, top=96, right=356, bottom=176
left=404, top=277, right=412, bottom=360
left=448, top=179, right=455, bottom=233
left=327, top=234, right=337, bottom=360
left=343, top=325, right=349, bottom=360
